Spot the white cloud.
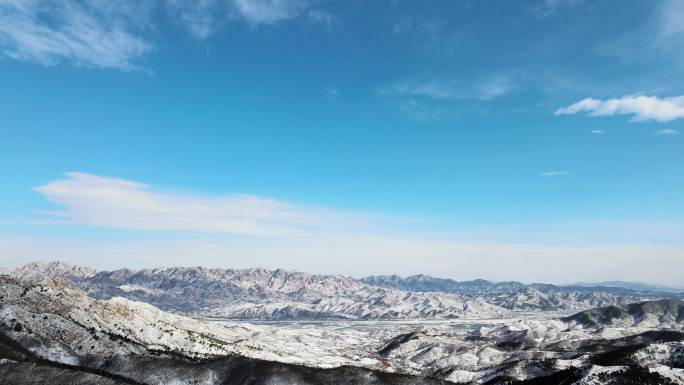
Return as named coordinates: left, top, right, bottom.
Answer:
left=324, top=85, right=340, bottom=97
left=590, top=130, right=605, bottom=134
left=376, top=76, right=512, bottom=120
left=598, top=0, right=684, bottom=65
left=394, top=99, right=459, bottom=121
left=384, top=81, right=453, bottom=100
left=534, top=0, right=585, bottom=17
left=389, top=11, right=445, bottom=40
left=541, top=171, right=570, bottom=177
left=16, top=172, right=684, bottom=284
left=655, top=128, right=680, bottom=136
left=555, top=95, right=684, bottom=123
left=0, top=0, right=331, bottom=69
left=659, top=0, right=684, bottom=39
left=0, top=0, right=152, bottom=70
left=379, top=76, right=514, bottom=102
left=475, top=77, right=514, bottom=101
left=307, top=9, right=334, bottom=26
left=166, top=0, right=218, bottom=39
left=233, top=0, right=308, bottom=25
left=384, top=76, right=518, bottom=119
left=33, top=172, right=377, bottom=237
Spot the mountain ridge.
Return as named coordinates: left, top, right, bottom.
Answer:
left=360, top=273, right=683, bottom=296
left=5, top=261, right=680, bottom=321
left=15, top=261, right=680, bottom=296
left=2, top=274, right=683, bottom=384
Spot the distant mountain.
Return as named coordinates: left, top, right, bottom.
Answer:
left=361, top=274, right=682, bottom=296
left=6, top=261, right=679, bottom=321
left=360, top=273, right=682, bottom=313
left=11, top=261, right=97, bottom=281
left=7, top=262, right=511, bottom=320
left=360, top=274, right=526, bottom=294
left=569, top=280, right=684, bottom=294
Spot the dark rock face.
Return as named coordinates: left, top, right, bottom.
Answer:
left=377, top=331, right=420, bottom=356
left=562, top=299, right=684, bottom=328
left=484, top=366, right=680, bottom=385
left=0, top=361, right=128, bottom=385
left=562, top=305, right=632, bottom=327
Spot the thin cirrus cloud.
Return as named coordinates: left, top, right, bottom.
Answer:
left=555, top=95, right=684, bottom=123
left=0, top=0, right=151, bottom=70
left=533, top=0, right=586, bottom=17
left=0, top=0, right=322, bottom=70
left=22, top=173, right=684, bottom=284
left=655, top=128, right=680, bottom=136
left=378, top=76, right=514, bottom=102
left=658, top=0, right=684, bottom=39
left=541, top=171, right=570, bottom=177
left=233, top=0, right=310, bottom=25
left=32, top=172, right=378, bottom=238
left=166, top=0, right=219, bottom=39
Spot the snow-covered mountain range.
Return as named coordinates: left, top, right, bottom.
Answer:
left=1, top=272, right=682, bottom=384
left=361, top=273, right=683, bottom=298
left=7, top=261, right=676, bottom=321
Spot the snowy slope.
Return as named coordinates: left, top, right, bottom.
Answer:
left=9, top=261, right=670, bottom=321
left=9, top=262, right=513, bottom=320
left=1, top=274, right=683, bottom=384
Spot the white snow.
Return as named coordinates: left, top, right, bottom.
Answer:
left=2, top=274, right=683, bottom=384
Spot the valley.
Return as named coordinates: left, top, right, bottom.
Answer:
left=1, top=262, right=683, bottom=384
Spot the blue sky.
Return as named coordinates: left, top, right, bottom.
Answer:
left=0, top=0, right=683, bottom=284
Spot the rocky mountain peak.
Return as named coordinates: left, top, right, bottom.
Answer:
left=12, top=261, right=97, bottom=281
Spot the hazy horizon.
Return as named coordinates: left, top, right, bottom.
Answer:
left=4, top=259, right=684, bottom=289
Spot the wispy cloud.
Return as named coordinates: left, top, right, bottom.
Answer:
left=20, top=172, right=684, bottom=284
left=590, top=130, right=605, bottom=134
left=232, top=0, right=309, bottom=25
left=392, top=99, right=460, bottom=122
left=32, top=172, right=381, bottom=237
left=597, top=0, right=684, bottom=66
left=376, top=75, right=515, bottom=121
left=555, top=95, right=684, bottom=123
left=541, top=171, right=570, bottom=177
left=658, top=0, right=684, bottom=39
left=166, top=0, right=218, bottom=39
left=389, top=10, right=445, bottom=39
left=0, top=0, right=152, bottom=70
left=324, top=84, right=340, bottom=97
left=379, top=76, right=514, bottom=102
left=307, top=9, right=335, bottom=27
left=655, top=128, right=680, bottom=136
left=533, top=0, right=586, bottom=17
left=0, top=0, right=331, bottom=70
